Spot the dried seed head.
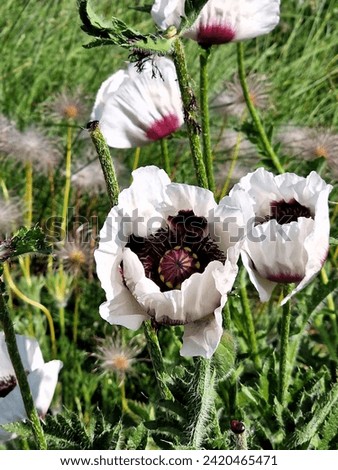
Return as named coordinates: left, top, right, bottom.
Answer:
left=44, top=88, right=87, bottom=121
left=212, top=73, right=271, bottom=118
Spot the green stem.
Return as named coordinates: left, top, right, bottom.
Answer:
left=219, top=130, right=243, bottom=199
left=0, top=282, right=47, bottom=449
left=172, top=38, right=208, bottom=189
left=278, top=286, right=293, bottom=405
left=240, top=269, right=261, bottom=369
left=160, top=138, right=171, bottom=175
left=199, top=46, right=215, bottom=192
left=61, top=125, right=73, bottom=240
left=4, top=263, right=57, bottom=358
left=143, top=320, right=173, bottom=401
left=235, top=431, right=248, bottom=450
left=222, top=302, right=231, bottom=331
left=87, top=121, right=120, bottom=206
left=132, top=147, right=141, bottom=172
left=72, top=283, right=80, bottom=344
left=236, top=43, right=284, bottom=174
left=189, top=357, right=215, bottom=449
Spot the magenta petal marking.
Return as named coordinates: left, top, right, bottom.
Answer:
left=266, top=272, right=304, bottom=283
left=146, top=114, right=180, bottom=141
left=197, top=24, right=235, bottom=46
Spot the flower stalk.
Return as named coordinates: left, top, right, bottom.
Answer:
left=240, top=269, right=261, bottom=369
left=160, top=138, right=171, bottom=176
left=143, top=320, right=173, bottom=401
left=278, top=286, right=293, bottom=405
left=236, top=43, right=284, bottom=174
left=0, top=281, right=47, bottom=449
left=87, top=120, right=120, bottom=206
left=199, top=46, right=215, bottom=192
left=188, top=357, right=215, bottom=448
left=172, top=38, right=208, bottom=189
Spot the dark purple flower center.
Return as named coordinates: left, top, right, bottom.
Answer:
left=126, top=210, right=226, bottom=292
left=257, top=199, right=313, bottom=225
left=146, top=114, right=180, bottom=141
left=0, top=375, right=17, bottom=398
left=158, top=246, right=200, bottom=289
left=197, top=24, right=235, bottom=47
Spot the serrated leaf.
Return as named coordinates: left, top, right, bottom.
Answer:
left=0, top=226, right=51, bottom=263
left=126, top=424, right=148, bottom=450
left=293, top=382, right=338, bottom=448
left=78, top=0, right=174, bottom=54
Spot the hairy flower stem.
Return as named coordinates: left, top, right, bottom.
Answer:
left=0, top=282, right=47, bottom=449
left=143, top=321, right=173, bottom=401
left=172, top=38, right=208, bottom=189
left=278, top=287, right=293, bottom=405
left=235, top=431, right=248, bottom=450
left=236, top=43, right=284, bottom=174
left=160, top=138, right=171, bottom=176
left=240, top=269, right=261, bottom=369
left=4, top=263, right=57, bottom=358
left=189, top=357, right=215, bottom=448
left=87, top=121, right=120, bottom=206
left=199, top=46, right=215, bottom=191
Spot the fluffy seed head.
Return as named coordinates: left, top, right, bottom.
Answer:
left=93, top=336, right=144, bottom=380
left=45, top=88, right=87, bottom=121
left=212, top=73, right=271, bottom=118
left=0, top=198, right=22, bottom=237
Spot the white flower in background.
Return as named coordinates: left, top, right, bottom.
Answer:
left=151, top=0, right=281, bottom=47
left=91, top=57, right=184, bottom=148
left=95, top=166, right=243, bottom=358
left=228, top=168, right=332, bottom=304
left=0, top=332, right=62, bottom=441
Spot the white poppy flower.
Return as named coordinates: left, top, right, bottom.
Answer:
left=151, top=0, right=281, bottom=47
left=0, top=332, right=62, bottom=441
left=91, top=57, right=184, bottom=148
left=228, top=168, right=332, bottom=304
left=95, top=166, right=243, bottom=358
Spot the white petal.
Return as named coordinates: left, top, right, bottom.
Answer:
left=153, top=0, right=280, bottom=44
left=242, top=218, right=315, bottom=301
left=180, top=249, right=239, bottom=358
left=118, top=166, right=172, bottom=237
left=0, top=333, right=44, bottom=376
left=165, top=182, right=217, bottom=217
left=181, top=310, right=223, bottom=358
left=241, top=249, right=276, bottom=302
left=151, top=0, right=184, bottom=30
left=99, top=294, right=148, bottom=331
left=235, top=0, right=281, bottom=41
left=0, top=360, right=62, bottom=437
left=28, top=361, right=63, bottom=416
left=91, top=57, right=184, bottom=148
left=91, top=69, right=127, bottom=122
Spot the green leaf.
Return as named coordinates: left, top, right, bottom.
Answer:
left=78, top=0, right=174, bottom=55
left=0, top=226, right=51, bottom=264
left=126, top=424, right=148, bottom=450
left=329, top=237, right=338, bottom=246
left=293, top=382, right=338, bottom=448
